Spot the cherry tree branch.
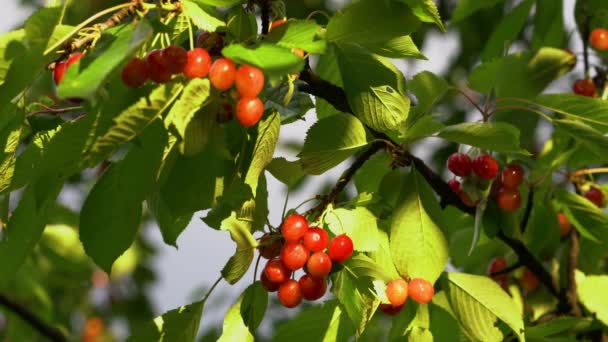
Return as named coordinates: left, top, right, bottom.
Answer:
left=0, top=294, right=68, bottom=342
left=520, top=188, right=534, bottom=233
left=560, top=230, right=582, bottom=316
left=489, top=261, right=522, bottom=277
left=260, top=0, right=271, bottom=35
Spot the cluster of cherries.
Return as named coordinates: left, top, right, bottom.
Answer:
left=120, top=44, right=266, bottom=127
left=487, top=257, right=539, bottom=293
left=446, top=152, right=526, bottom=212
left=259, top=213, right=354, bottom=308
left=572, top=27, right=608, bottom=97
left=379, top=277, right=435, bottom=316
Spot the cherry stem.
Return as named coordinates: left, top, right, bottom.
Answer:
left=252, top=254, right=262, bottom=283
left=449, top=86, right=485, bottom=117
left=201, top=275, right=223, bottom=304
left=26, top=104, right=82, bottom=117
left=569, top=167, right=608, bottom=178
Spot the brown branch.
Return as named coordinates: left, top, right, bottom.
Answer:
left=0, top=294, right=68, bottom=342
left=305, top=141, right=384, bottom=219
left=560, top=230, right=582, bottom=316
left=260, top=0, right=271, bottom=35
left=490, top=261, right=523, bottom=277
left=520, top=187, right=534, bottom=233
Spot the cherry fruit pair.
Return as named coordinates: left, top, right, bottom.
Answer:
left=380, top=278, right=435, bottom=316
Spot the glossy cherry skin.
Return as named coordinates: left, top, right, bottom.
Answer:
left=264, top=258, right=290, bottom=283
left=447, top=153, right=472, bottom=177
left=278, top=279, right=303, bottom=308
left=386, top=278, right=408, bottom=307
left=121, top=57, right=150, bottom=88
left=408, top=278, right=434, bottom=304
left=260, top=271, right=280, bottom=292
left=558, top=213, right=572, bottom=238
left=302, top=227, right=329, bottom=252
left=161, top=45, right=188, bottom=74
left=235, top=65, right=265, bottom=97
left=281, top=213, right=309, bottom=242
left=259, top=233, right=283, bottom=259
left=146, top=49, right=172, bottom=83
left=236, top=97, right=264, bottom=127
left=487, top=257, right=508, bottom=283
left=496, top=188, right=521, bottom=212
left=280, top=242, right=309, bottom=270
left=379, top=303, right=403, bottom=316
left=269, top=19, right=287, bottom=31
left=472, top=154, right=499, bottom=180
left=196, top=31, right=224, bottom=56
left=306, top=252, right=332, bottom=278
left=520, top=269, right=539, bottom=291
left=209, top=58, right=236, bottom=91
left=585, top=187, right=604, bottom=208
left=447, top=179, right=461, bottom=193
left=299, top=275, right=327, bottom=301
left=590, top=28, right=608, bottom=50
left=53, top=52, right=84, bottom=85
left=183, top=48, right=211, bottom=79
left=573, top=79, right=596, bottom=97
left=501, top=164, right=524, bottom=189
left=328, top=234, right=354, bottom=263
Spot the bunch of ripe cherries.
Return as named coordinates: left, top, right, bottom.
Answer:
left=380, top=277, right=435, bottom=316
left=446, top=152, right=526, bottom=212
left=259, top=213, right=354, bottom=308
left=572, top=27, right=608, bottom=97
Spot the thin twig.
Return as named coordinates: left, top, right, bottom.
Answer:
left=520, top=187, right=534, bottom=233
left=560, top=230, right=582, bottom=316
left=0, top=294, right=68, bottom=342
left=569, top=167, right=608, bottom=178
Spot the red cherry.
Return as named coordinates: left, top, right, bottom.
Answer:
left=260, top=271, right=280, bottom=292
left=298, top=275, right=327, bottom=301
left=447, top=178, right=461, bottom=193
left=235, top=65, right=265, bottom=97
left=501, top=164, right=524, bottom=189
left=487, top=257, right=508, bottom=283
left=558, top=213, right=572, bottom=238
left=280, top=242, right=309, bottom=270
left=264, top=258, right=290, bottom=283
left=121, top=57, right=150, bottom=88
left=379, top=303, right=403, bottom=316
left=573, top=79, right=596, bottom=97
left=53, top=52, right=84, bottom=85
left=146, top=49, right=172, bottom=83
left=259, top=233, right=283, bottom=259
left=306, top=252, right=332, bottom=278
left=496, top=187, right=521, bottom=212
left=520, top=269, right=539, bottom=291
left=236, top=97, right=264, bottom=127
left=590, top=28, right=608, bottom=50
left=472, top=154, right=499, bottom=180
left=183, top=48, right=211, bottom=79
left=269, top=19, right=287, bottom=31
left=408, top=278, right=434, bottom=304
left=281, top=214, right=309, bottom=242
left=585, top=187, right=604, bottom=208
left=328, top=234, right=354, bottom=263
left=209, top=58, right=236, bottom=91
left=196, top=31, right=224, bottom=56
left=302, top=227, right=329, bottom=252
left=278, top=279, right=302, bottom=308
left=161, top=45, right=188, bottom=74
left=385, top=278, right=408, bottom=307
left=447, top=153, right=472, bottom=177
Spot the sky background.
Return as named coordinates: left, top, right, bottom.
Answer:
left=0, top=0, right=583, bottom=338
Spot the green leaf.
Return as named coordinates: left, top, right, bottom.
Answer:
left=368, top=224, right=401, bottom=281
left=86, top=81, right=184, bottom=165
left=127, top=300, right=204, bottom=341
left=576, top=271, right=608, bottom=326
left=481, top=0, right=534, bottom=61
left=57, top=22, right=153, bottom=99
left=314, top=45, right=343, bottom=119
left=389, top=301, right=433, bottom=341
left=192, top=0, right=243, bottom=6
left=344, top=254, right=393, bottom=282
left=0, top=113, right=24, bottom=193
left=220, top=214, right=257, bottom=284
left=469, top=48, right=574, bottom=98
left=451, top=0, right=505, bottom=23
left=401, top=71, right=449, bottom=138
left=298, top=113, right=370, bottom=175
left=429, top=292, right=466, bottom=341
left=364, top=35, right=426, bottom=59
left=442, top=272, right=525, bottom=342
left=0, top=29, right=26, bottom=84
left=166, top=78, right=211, bottom=139
left=265, top=84, right=314, bottom=124
left=531, top=0, right=567, bottom=50
left=217, top=282, right=267, bottom=342
left=554, top=119, right=608, bottom=159
left=526, top=316, right=592, bottom=340
left=389, top=169, right=448, bottom=283
left=226, top=6, right=257, bottom=42
left=533, top=94, right=608, bottom=133
left=554, top=188, right=608, bottom=244
left=272, top=301, right=354, bottom=342
left=0, top=177, right=63, bottom=289
left=353, top=151, right=391, bottom=193
left=80, top=121, right=166, bottom=272
left=221, top=43, right=305, bottom=80
left=266, top=157, right=305, bottom=188
left=397, top=0, right=445, bottom=31
left=325, top=207, right=380, bottom=252
left=182, top=0, right=225, bottom=32
left=437, top=122, right=529, bottom=154
left=326, top=0, right=421, bottom=48
left=266, top=20, right=327, bottom=54
left=335, top=43, right=410, bottom=132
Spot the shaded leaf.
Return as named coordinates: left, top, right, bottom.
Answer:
left=437, top=122, right=529, bottom=154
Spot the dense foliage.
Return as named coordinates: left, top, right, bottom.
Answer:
left=1, top=0, right=608, bottom=341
